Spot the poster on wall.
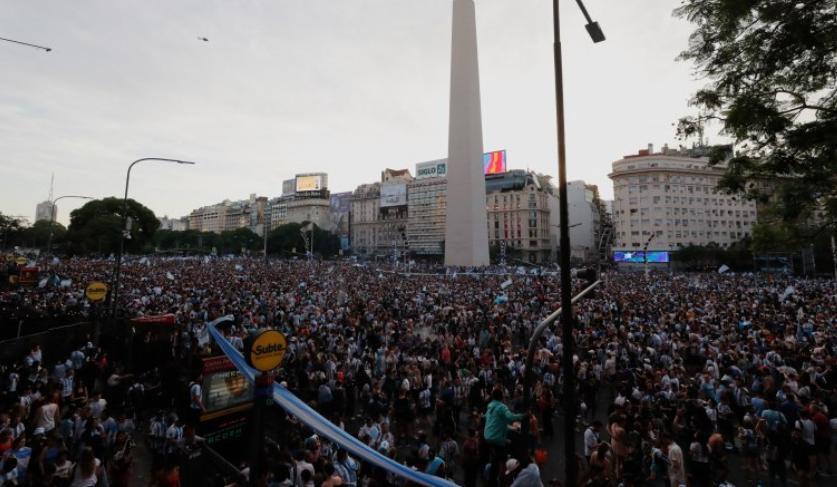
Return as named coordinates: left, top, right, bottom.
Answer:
left=380, top=184, right=407, bottom=207
left=201, top=356, right=254, bottom=414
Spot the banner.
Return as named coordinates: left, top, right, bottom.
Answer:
left=131, top=313, right=176, bottom=325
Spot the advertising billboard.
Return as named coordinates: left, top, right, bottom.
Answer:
left=295, top=175, right=324, bottom=192
left=201, top=356, right=253, bottom=414
left=613, top=251, right=670, bottom=263
left=483, top=150, right=507, bottom=175
left=380, top=183, right=407, bottom=207
left=415, top=159, right=448, bottom=180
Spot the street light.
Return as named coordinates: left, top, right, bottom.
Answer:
left=541, top=1, right=605, bottom=485
left=47, top=195, right=94, bottom=255
left=110, top=158, right=196, bottom=318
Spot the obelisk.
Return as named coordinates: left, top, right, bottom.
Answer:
left=444, top=0, right=490, bottom=267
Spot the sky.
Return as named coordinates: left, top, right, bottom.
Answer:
left=1, top=0, right=714, bottom=226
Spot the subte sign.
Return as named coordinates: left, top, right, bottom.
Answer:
left=85, top=281, right=108, bottom=302
left=244, top=330, right=287, bottom=372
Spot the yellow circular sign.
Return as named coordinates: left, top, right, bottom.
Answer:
left=246, top=330, right=287, bottom=372
left=5, top=254, right=14, bottom=263
left=85, top=281, right=108, bottom=302
left=15, top=256, right=27, bottom=265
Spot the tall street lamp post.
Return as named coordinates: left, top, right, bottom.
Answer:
left=548, top=1, right=604, bottom=486
left=110, top=158, right=196, bottom=318
left=47, top=195, right=94, bottom=256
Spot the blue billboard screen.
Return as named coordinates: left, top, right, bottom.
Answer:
left=613, top=251, right=669, bottom=263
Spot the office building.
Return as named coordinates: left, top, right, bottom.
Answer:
left=35, top=201, right=53, bottom=222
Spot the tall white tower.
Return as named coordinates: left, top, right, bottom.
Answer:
left=444, top=0, right=490, bottom=267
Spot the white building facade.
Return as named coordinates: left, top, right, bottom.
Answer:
left=609, top=146, right=758, bottom=251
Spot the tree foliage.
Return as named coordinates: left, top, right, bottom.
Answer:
left=267, top=223, right=340, bottom=257
left=66, top=198, right=159, bottom=254
left=675, top=0, right=837, bottom=233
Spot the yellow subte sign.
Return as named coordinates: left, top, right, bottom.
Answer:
left=245, top=330, right=287, bottom=372
left=85, top=281, right=108, bottom=302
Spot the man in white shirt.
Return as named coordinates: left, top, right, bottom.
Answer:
left=584, top=421, right=602, bottom=463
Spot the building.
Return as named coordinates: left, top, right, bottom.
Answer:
left=287, top=196, right=331, bottom=229
left=609, top=144, right=758, bottom=251
left=547, top=181, right=604, bottom=262
left=158, top=216, right=187, bottom=231
left=350, top=183, right=381, bottom=255
left=35, top=201, right=53, bottom=222
left=486, top=171, right=552, bottom=263
left=407, top=177, right=447, bottom=255
left=187, top=194, right=267, bottom=234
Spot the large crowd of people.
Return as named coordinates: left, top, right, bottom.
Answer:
left=1, top=256, right=835, bottom=487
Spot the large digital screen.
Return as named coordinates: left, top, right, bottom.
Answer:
left=613, top=251, right=670, bottom=263
left=483, top=150, right=507, bottom=175
left=295, top=175, right=323, bottom=192
left=380, top=183, right=407, bottom=207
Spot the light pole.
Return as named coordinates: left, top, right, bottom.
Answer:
left=47, top=195, right=93, bottom=255
left=110, top=158, right=196, bottom=318
left=549, top=1, right=604, bottom=486
left=642, top=233, right=655, bottom=275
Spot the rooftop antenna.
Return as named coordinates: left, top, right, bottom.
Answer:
left=48, top=173, right=54, bottom=202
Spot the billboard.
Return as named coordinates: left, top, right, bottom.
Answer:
left=201, top=356, right=253, bottom=414
left=295, top=175, right=324, bottom=192
left=483, top=150, right=507, bottom=175
left=415, top=159, right=448, bottom=179
left=380, top=184, right=407, bottom=207
left=613, top=251, right=670, bottom=263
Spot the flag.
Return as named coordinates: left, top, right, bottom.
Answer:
left=38, top=277, right=48, bottom=288
left=780, top=286, right=795, bottom=301
left=165, top=272, right=175, bottom=280
left=500, top=279, right=513, bottom=290
left=718, top=265, right=730, bottom=274
left=494, top=294, right=508, bottom=304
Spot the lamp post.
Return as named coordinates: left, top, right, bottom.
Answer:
left=110, top=158, right=196, bottom=318
left=47, top=195, right=93, bottom=256
left=643, top=233, right=655, bottom=275
left=550, top=1, right=604, bottom=485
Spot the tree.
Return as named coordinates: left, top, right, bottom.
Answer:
left=66, top=198, right=159, bottom=254
left=218, top=228, right=262, bottom=255
left=267, top=223, right=341, bottom=257
left=0, top=213, right=25, bottom=249
left=675, top=0, right=837, bottom=235
left=20, top=220, right=66, bottom=249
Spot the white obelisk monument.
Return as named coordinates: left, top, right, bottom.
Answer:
left=444, top=0, right=490, bottom=267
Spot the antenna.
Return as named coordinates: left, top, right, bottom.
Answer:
left=48, top=173, right=54, bottom=201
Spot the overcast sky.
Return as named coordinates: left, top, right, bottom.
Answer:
left=1, top=0, right=714, bottom=225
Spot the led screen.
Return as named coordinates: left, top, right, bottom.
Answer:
left=483, top=150, right=507, bottom=174
left=613, top=251, right=670, bottom=263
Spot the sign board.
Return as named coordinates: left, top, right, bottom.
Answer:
left=295, top=174, right=324, bottom=192
left=380, top=183, right=407, bottom=207
left=85, top=281, right=108, bottom=302
left=5, top=254, right=14, bottom=263
left=244, top=330, right=287, bottom=372
left=415, top=159, right=448, bottom=179
left=201, top=356, right=254, bottom=414
left=15, top=256, right=27, bottom=265
left=483, top=150, right=507, bottom=175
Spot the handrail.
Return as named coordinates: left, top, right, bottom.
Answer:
left=520, top=280, right=602, bottom=457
